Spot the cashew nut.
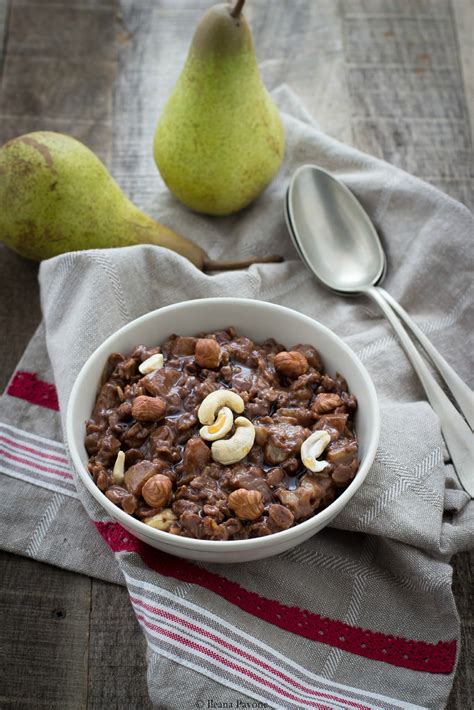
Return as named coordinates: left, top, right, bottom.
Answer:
left=139, top=353, right=164, bottom=374
left=198, top=389, right=244, bottom=425
left=144, top=508, right=177, bottom=531
left=211, top=416, right=255, bottom=465
left=112, top=450, right=125, bottom=485
left=200, top=406, right=234, bottom=441
left=301, top=430, right=331, bottom=472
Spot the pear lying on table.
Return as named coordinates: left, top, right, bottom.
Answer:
left=0, top=131, right=281, bottom=270
left=153, top=0, right=285, bottom=216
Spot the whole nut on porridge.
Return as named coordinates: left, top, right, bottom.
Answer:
left=200, top=406, right=233, bottom=441
left=131, top=395, right=167, bottom=421
left=274, top=351, right=309, bottom=378
left=198, top=389, right=244, bottom=425
left=142, top=473, right=173, bottom=508
left=195, top=338, right=221, bottom=369
left=301, top=430, right=331, bottom=472
left=211, top=416, right=255, bottom=465
left=124, top=460, right=163, bottom=496
left=228, top=489, right=264, bottom=521
left=144, top=508, right=177, bottom=530
left=312, top=393, right=343, bottom=414
left=86, top=327, right=359, bottom=540
left=138, top=353, right=164, bottom=374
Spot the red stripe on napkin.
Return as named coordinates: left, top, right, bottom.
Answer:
left=95, top=521, right=456, bottom=674
left=6, top=371, right=59, bottom=411
left=0, top=448, right=73, bottom=479
left=131, top=597, right=371, bottom=709
left=136, top=612, right=334, bottom=710
left=0, top=434, right=69, bottom=464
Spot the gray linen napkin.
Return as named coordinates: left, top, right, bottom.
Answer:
left=1, top=87, right=473, bottom=710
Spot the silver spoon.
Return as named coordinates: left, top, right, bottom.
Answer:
left=286, top=164, right=474, bottom=497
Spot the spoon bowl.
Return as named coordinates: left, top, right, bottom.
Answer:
left=286, top=165, right=386, bottom=293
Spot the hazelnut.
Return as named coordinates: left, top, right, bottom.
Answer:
left=131, top=395, right=167, bottom=421
left=292, top=344, right=323, bottom=371
left=142, top=473, right=173, bottom=508
left=274, top=351, right=309, bottom=378
left=195, top=338, right=222, bottom=369
left=124, top=460, right=162, bottom=495
left=228, top=488, right=264, bottom=521
left=311, top=393, right=343, bottom=414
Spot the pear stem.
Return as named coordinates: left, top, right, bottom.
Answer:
left=202, top=254, right=283, bottom=272
left=230, top=0, right=246, bottom=18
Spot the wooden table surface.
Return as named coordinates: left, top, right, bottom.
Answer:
left=0, top=1, right=472, bottom=707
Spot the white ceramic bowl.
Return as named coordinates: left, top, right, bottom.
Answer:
left=67, top=298, right=379, bottom=563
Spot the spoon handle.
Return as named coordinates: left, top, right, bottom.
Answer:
left=366, top=286, right=474, bottom=498
left=376, top=287, right=474, bottom=430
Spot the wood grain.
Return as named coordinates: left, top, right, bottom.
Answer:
left=0, top=247, right=41, bottom=392
left=0, top=0, right=472, bottom=708
left=0, top=551, right=90, bottom=709
left=0, top=0, right=116, bottom=164
left=340, top=0, right=473, bottom=209
left=0, top=0, right=8, bottom=66
left=87, top=581, right=152, bottom=710
left=0, top=2, right=122, bottom=710
left=8, top=3, right=116, bottom=60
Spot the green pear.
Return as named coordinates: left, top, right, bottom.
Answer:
left=0, top=131, right=206, bottom=266
left=153, top=0, right=285, bottom=216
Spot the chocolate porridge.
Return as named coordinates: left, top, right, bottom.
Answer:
left=85, top=328, right=359, bottom=540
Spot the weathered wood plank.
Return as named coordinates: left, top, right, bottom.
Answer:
left=7, top=3, right=117, bottom=60
left=0, top=0, right=117, bottom=164
left=351, top=118, right=472, bottom=178
left=0, top=0, right=118, bottom=390
left=0, top=1, right=120, bottom=708
left=249, top=0, right=351, bottom=143
left=0, top=247, right=41, bottom=392
left=344, top=15, right=459, bottom=66
left=87, top=580, right=152, bottom=710
left=0, top=0, right=9, bottom=67
left=0, top=56, right=115, bottom=121
left=13, top=0, right=115, bottom=7
left=341, top=0, right=451, bottom=17
left=339, top=4, right=473, bottom=705
left=341, top=0, right=473, bottom=208
left=0, top=551, right=90, bottom=709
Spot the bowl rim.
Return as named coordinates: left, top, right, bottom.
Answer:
left=66, top=297, right=380, bottom=552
